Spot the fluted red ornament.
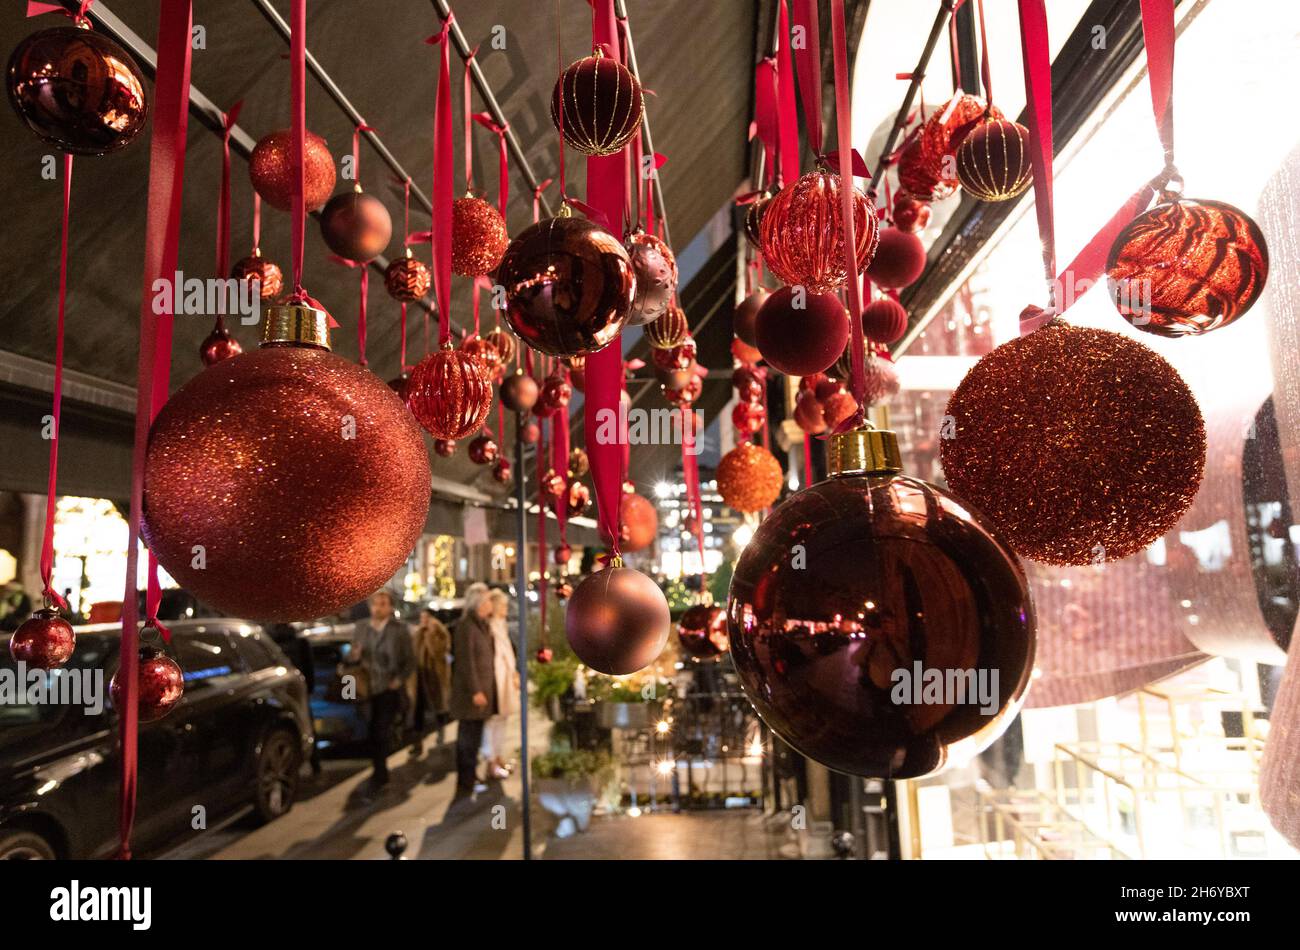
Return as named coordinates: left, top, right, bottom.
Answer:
left=249, top=128, right=336, bottom=212
left=491, top=457, right=512, bottom=484
left=452, top=195, right=510, bottom=276
left=651, top=336, right=696, bottom=371
left=759, top=167, right=879, bottom=294
left=485, top=328, right=516, bottom=365
left=755, top=287, right=849, bottom=376
left=319, top=187, right=392, bottom=262
left=733, top=289, right=769, bottom=347
left=537, top=375, right=573, bottom=416
left=717, top=442, right=782, bottom=513
left=468, top=434, right=499, bottom=465
left=384, top=249, right=431, bottom=301
left=565, top=566, right=669, bottom=675
left=897, top=94, right=1000, bottom=202
left=861, top=296, right=909, bottom=345
left=550, top=46, right=643, bottom=156
left=407, top=344, right=494, bottom=440
left=625, top=229, right=678, bottom=326
left=794, top=389, right=827, bottom=434
left=865, top=227, right=927, bottom=291
left=200, top=321, right=243, bottom=367
left=8, top=608, right=75, bottom=669
left=111, top=645, right=185, bottom=723
left=499, top=372, right=540, bottom=413
left=644, top=304, right=689, bottom=350
left=566, top=481, right=591, bottom=518
left=956, top=118, right=1033, bottom=202
left=677, top=604, right=728, bottom=661
left=731, top=400, right=766, bottom=436
left=891, top=191, right=932, bottom=233
left=232, top=249, right=284, bottom=301
left=433, top=438, right=457, bottom=457
left=567, top=447, right=589, bottom=479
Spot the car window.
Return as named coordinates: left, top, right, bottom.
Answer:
left=172, top=630, right=241, bottom=692
left=235, top=630, right=284, bottom=671
left=0, top=635, right=114, bottom=741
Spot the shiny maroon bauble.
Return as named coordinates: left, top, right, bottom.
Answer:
left=110, top=646, right=185, bottom=723
left=567, top=448, right=589, bottom=479
left=733, top=289, right=769, bottom=347
left=249, top=128, right=336, bottom=212
left=1105, top=198, right=1269, bottom=337
left=407, top=346, right=495, bottom=440
left=794, top=389, right=827, bottom=434
left=8, top=608, right=75, bottom=669
left=677, top=604, right=728, bottom=661
left=433, top=438, right=457, bottom=457
left=319, top=188, right=392, bottom=262
left=625, top=229, right=678, bottom=326
left=537, top=375, right=573, bottom=416
left=834, top=346, right=900, bottom=406
left=142, top=342, right=432, bottom=621
left=388, top=373, right=411, bottom=402
left=865, top=227, right=927, bottom=291
left=755, top=287, right=849, bottom=376
left=521, top=421, right=540, bottom=444
left=744, top=186, right=778, bottom=249
left=7, top=25, right=148, bottom=155
left=651, top=337, right=697, bottom=371
left=485, top=329, right=516, bottom=365
left=861, top=296, right=909, bottom=345
left=535, top=647, right=554, bottom=664
left=892, top=191, right=932, bottom=233
left=565, top=567, right=669, bottom=675
left=199, top=322, right=243, bottom=367
left=759, top=167, right=879, bottom=294
left=956, top=118, right=1033, bottom=202
left=231, top=251, right=283, bottom=301
left=491, top=457, right=512, bottom=485
left=727, top=433, right=1035, bottom=778
left=384, top=252, right=431, bottom=301
left=645, top=304, right=690, bottom=350
left=498, top=214, right=634, bottom=357
left=731, top=400, right=766, bottom=436
left=566, top=481, right=591, bottom=518
left=499, top=372, right=540, bottom=413
left=550, top=47, right=643, bottom=156
left=452, top=195, right=510, bottom=277
left=468, top=434, right=499, bottom=465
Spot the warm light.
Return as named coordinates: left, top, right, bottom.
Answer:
left=627, top=805, right=642, bottom=817
left=654, top=481, right=672, bottom=499
left=655, top=760, right=675, bottom=776
left=732, top=524, right=753, bottom=548
left=656, top=720, right=671, bottom=734
left=747, top=737, right=763, bottom=757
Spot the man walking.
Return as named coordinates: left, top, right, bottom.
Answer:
left=351, top=588, right=414, bottom=794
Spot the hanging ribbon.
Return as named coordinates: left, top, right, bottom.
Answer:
left=680, top=422, right=706, bottom=581
left=251, top=192, right=262, bottom=252
left=537, top=417, right=550, bottom=629
left=1140, top=0, right=1175, bottom=168
left=974, top=0, right=994, bottom=107
left=949, top=0, right=969, bottom=92
left=463, top=46, right=479, bottom=193
left=753, top=57, right=781, bottom=186
left=289, top=0, right=307, bottom=297
left=775, top=0, right=800, bottom=185
left=554, top=379, right=571, bottom=545
left=533, top=178, right=553, bottom=225
left=1017, top=0, right=1056, bottom=317
left=351, top=122, right=374, bottom=187
left=26, top=1, right=93, bottom=22
left=830, top=0, right=866, bottom=428
left=427, top=15, right=455, bottom=346
left=791, top=0, right=823, bottom=157
left=472, top=112, right=510, bottom=216
left=215, top=101, right=243, bottom=278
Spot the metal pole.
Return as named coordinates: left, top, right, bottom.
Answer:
left=513, top=412, right=532, bottom=860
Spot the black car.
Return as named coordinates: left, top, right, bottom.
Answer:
left=0, top=619, right=313, bottom=859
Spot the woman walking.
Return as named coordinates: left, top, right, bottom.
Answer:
left=449, top=583, right=496, bottom=795
left=410, top=606, right=452, bottom=747
left=480, top=588, right=520, bottom=780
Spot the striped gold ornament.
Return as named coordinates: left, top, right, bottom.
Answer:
left=956, top=118, right=1033, bottom=202
left=645, top=304, right=689, bottom=349
left=550, top=47, right=643, bottom=157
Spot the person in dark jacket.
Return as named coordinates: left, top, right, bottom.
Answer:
left=351, top=589, right=415, bottom=793
left=449, top=583, right=496, bottom=794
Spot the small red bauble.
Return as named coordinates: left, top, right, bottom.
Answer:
left=499, top=372, right=540, bottom=413
left=755, top=287, right=849, bottom=376
left=541, top=468, right=566, bottom=499
left=861, top=296, right=909, bottom=345
left=384, top=251, right=431, bottom=301
left=565, top=566, right=669, bottom=675
left=625, top=229, right=678, bottom=326
left=814, top=377, right=843, bottom=402
left=433, top=438, right=457, bottom=457
left=249, top=128, right=336, bottom=212
left=551, top=47, right=644, bottom=156
left=8, top=608, right=75, bottom=669
left=199, top=322, right=243, bottom=367
left=111, top=646, right=184, bottom=723
left=461, top=335, right=502, bottom=372
left=555, top=543, right=573, bottom=565
left=491, top=457, right=512, bottom=485
left=567, top=448, right=589, bottom=478
left=652, top=337, right=697, bottom=371
left=731, top=400, right=766, bottom=436
left=732, top=337, right=763, bottom=365
left=677, top=604, right=728, bottom=661
left=794, top=389, right=827, bottom=434
left=662, top=373, right=702, bottom=408
left=319, top=188, right=392, bottom=262
left=468, top=434, right=499, bottom=465
left=799, top=372, right=827, bottom=394
left=759, top=167, right=879, bottom=294
left=231, top=250, right=284, bottom=301
left=485, top=329, right=516, bottom=365
left=554, top=580, right=574, bottom=602
left=407, top=345, right=495, bottom=441
left=733, top=289, right=769, bottom=347
left=956, top=118, right=1033, bottom=202
left=605, top=493, right=658, bottom=553
left=535, top=647, right=554, bottom=664
left=892, top=191, right=932, bottom=233
left=565, top=355, right=586, bottom=392
left=566, top=481, right=591, bottom=517
left=733, top=373, right=763, bottom=403
left=744, top=186, right=778, bottom=249
left=654, top=362, right=694, bottom=392
left=835, top=345, right=900, bottom=406
left=645, top=304, right=689, bottom=350
left=388, top=373, right=411, bottom=402
left=717, top=442, right=783, bottom=513
left=521, top=421, right=540, bottom=444
left=537, top=375, right=573, bottom=416
left=822, top=390, right=858, bottom=430
left=865, top=227, right=927, bottom=291
left=452, top=195, right=510, bottom=277
left=897, top=94, right=1000, bottom=202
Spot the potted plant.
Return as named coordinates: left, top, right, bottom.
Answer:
left=532, top=743, right=614, bottom=838
left=530, top=654, right=579, bottom=722
left=589, top=676, right=669, bottom=731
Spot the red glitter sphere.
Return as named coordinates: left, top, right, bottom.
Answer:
left=537, top=375, right=573, bottom=416
left=759, top=167, right=879, bottom=294
left=956, top=118, right=1033, bottom=202
left=566, top=481, right=591, bottom=517
left=491, top=457, right=512, bottom=485
left=468, top=434, right=499, bottom=465
left=319, top=188, right=392, bottom=262
left=550, top=47, right=643, bottom=156
left=733, top=289, right=769, bottom=347
left=384, top=251, right=431, bottom=301
left=111, top=646, right=184, bottom=723
left=433, top=438, right=457, bottom=457
left=645, top=304, right=690, bottom=350
left=232, top=250, right=284, bottom=301
left=407, top=345, right=495, bottom=440
left=794, top=389, right=827, bottom=434
left=8, top=608, right=75, bottom=669
left=865, top=227, right=927, bottom=291
left=731, top=400, right=766, bottom=436
left=499, top=372, right=540, bottom=413
left=717, top=442, right=783, bottom=513
left=822, top=390, right=858, bottom=430
left=452, top=195, right=510, bottom=277
left=755, top=287, right=849, bottom=376
left=677, top=604, right=728, bottom=661
left=892, top=191, right=932, bottom=233
left=199, top=322, right=243, bottom=367
left=625, top=229, right=678, bottom=326
left=861, top=296, right=909, bottom=345
left=565, top=567, right=669, bottom=675
left=249, top=129, right=336, bottom=212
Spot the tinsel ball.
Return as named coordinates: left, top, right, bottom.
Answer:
left=537, top=375, right=573, bottom=416
left=485, top=328, right=516, bottom=365
left=498, top=214, right=634, bottom=357
left=550, top=48, right=643, bottom=157
left=231, top=251, right=284, bottom=301
left=565, top=567, right=669, bottom=675
left=897, top=94, right=1000, bottom=201
left=249, top=129, right=336, bottom=212
left=406, top=345, right=495, bottom=441
left=319, top=188, right=392, bottom=262
left=110, top=646, right=184, bottom=723
left=8, top=608, right=75, bottom=669
left=726, top=441, right=1035, bottom=778
left=6, top=25, right=148, bottom=155
left=759, top=168, right=879, bottom=294
left=199, top=323, right=243, bottom=367
left=468, top=434, right=498, bottom=465
left=956, top=118, right=1033, bottom=202
left=142, top=343, right=432, bottom=621
left=717, top=442, right=783, bottom=513
left=452, top=195, right=510, bottom=277
left=733, top=289, right=769, bottom=347
left=892, top=191, right=932, bottom=233
left=677, top=604, right=728, bottom=661
left=491, top=457, right=512, bottom=485
left=940, top=321, right=1206, bottom=565
left=433, top=438, right=457, bottom=457
left=865, top=227, right=927, bottom=291
left=499, top=372, right=540, bottom=413
left=744, top=186, right=778, bottom=250
left=1105, top=197, right=1269, bottom=337
left=566, top=481, right=591, bottom=517
left=732, top=400, right=766, bottom=436
left=861, top=296, right=909, bottom=345
left=613, top=492, right=660, bottom=553
left=384, top=252, right=431, bottom=301
left=568, top=447, right=589, bottom=478
left=755, top=287, right=849, bottom=376
left=645, top=304, right=690, bottom=350
left=794, top=389, right=827, bottom=434
left=625, top=229, right=678, bottom=326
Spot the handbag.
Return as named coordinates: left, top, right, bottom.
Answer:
left=330, top=657, right=370, bottom=703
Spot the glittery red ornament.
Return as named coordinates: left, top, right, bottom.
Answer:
left=897, top=95, right=1000, bottom=202
left=111, top=646, right=184, bottom=723
left=645, top=304, right=689, bottom=350
left=732, top=369, right=764, bottom=402
left=759, top=167, right=879, bottom=294
left=1105, top=198, right=1269, bottom=337
left=865, top=227, right=926, bottom=291
left=625, top=229, right=678, bottom=326
left=452, top=195, right=510, bottom=277
left=550, top=47, right=644, bottom=156
left=565, top=566, right=669, bottom=675
left=535, top=647, right=554, bottom=664
left=468, top=434, right=498, bottom=465
left=249, top=129, right=336, bottom=212
left=566, top=481, right=591, bottom=517
left=7, top=25, right=148, bottom=155
left=731, top=400, right=766, bottom=436
left=232, top=250, right=284, bottom=301
left=755, top=287, right=849, bottom=376
left=956, top=118, right=1033, bottom=202
left=732, top=337, right=763, bottom=365
left=384, top=250, right=431, bottom=301
left=8, top=608, right=75, bottom=669
left=537, top=375, right=573, bottom=416
left=861, top=296, right=909, bottom=345
left=407, top=345, right=494, bottom=440
left=608, top=493, right=659, bottom=553
left=891, top=191, right=932, bottom=233
left=652, top=337, right=696, bottom=371
left=433, top=438, right=457, bottom=457
left=733, top=289, right=769, bottom=347
left=499, top=372, right=540, bottom=413
left=717, top=442, right=783, bottom=513
left=677, top=604, right=728, bottom=661
left=491, top=457, right=512, bottom=485
left=320, top=188, right=392, bottom=262
left=941, top=321, right=1206, bottom=565
left=822, top=390, right=858, bottom=430
left=461, top=335, right=502, bottom=373
left=567, top=448, right=589, bottom=478
left=199, top=322, right=243, bottom=367
left=794, top=389, right=827, bottom=434
left=485, top=329, right=516, bottom=365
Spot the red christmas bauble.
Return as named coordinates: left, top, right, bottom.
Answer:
left=565, top=567, right=669, bottom=675
left=407, top=345, right=495, bottom=440
left=7, top=25, right=148, bottom=155
left=535, top=647, right=554, bottom=664
left=733, top=289, right=769, bottom=347
left=861, top=296, right=909, bottom=345
left=499, top=372, right=540, bottom=413
left=677, top=604, right=728, bottom=661
left=727, top=426, right=1035, bottom=778
left=537, top=375, right=573, bottom=416
left=897, top=94, right=1000, bottom=202
left=388, top=373, right=411, bottom=402
left=956, top=118, right=1033, bottom=202
left=941, top=321, right=1206, bottom=565
left=485, top=329, right=516, bottom=365
left=567, top=448, right=589, bottom=478
left=199, top=322, right=243, bottom=367
left=794, top=389, right=827, bottom=434
left=651, top=337, right=697, bottom=371
left=892, top=191, right=932, bottom=233
left=433, top=438, right=457, bottom=457
left=249, top=129, right=336, bottom=212
left=652, top=362, right=692, bottom=391
left=452, top=195, right=510, bottom=277
left=555, top=543, right=574, bottom=565
left=755, top=287, right=849, bottom=376
left=759, top=167, right=879, bottom=294
left=541, top=468, right=566, bottom=499
left=832, top=347, right=900, bottom=406
left=610, top=493, right=659, bottom=553
left=111, top=646, right=185, bottom=723
left=566, top=481, right=591, bottom=517
left=521, top=421, right=540, bottom=444
left=744, top=186, right=778, bottom=249
left=8, top=608, right=75, bottom=669
left=565, top=355, right=586, bottom=392
left=799, top=372, right=827, bottom=394
left=717, top=442, right=783, bottom=513
left=491, top=457, right=512, bottom=485
left=384, top=251, right=431, bottom=301
left=231, top=250, right=284, bottom=301
left=822, top=390, right=858, bottom=430
left=550, top=47, right=644, bottom=156
left=1105, top=197, right=1269, bottom=337
left=498, top=214, right=634, bottom=357
left=468, top=434, right=499, bottom=465
left=732, top=337, right=763, bottom=365
left=625, top=229, right=678, bottom=326
left=554, top=580, right=574, bottom=602
left=814, top=377, right=843, bottom=402
left=645, top=304, right=689, bottom=350
left=662, top=373, right=702, bottom=408
left=319, top=188, right=392, bottom=262
left=733, top=373, right=763, bottom=403
left=731, top=400, right=766, bottom=436
left=461, top=335, right=502, bottom=372
left=865, top=227, right=926, bottom=291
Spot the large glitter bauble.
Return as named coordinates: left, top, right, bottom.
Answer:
left=600, top=492, right=658, bottom=553
left=384, top=251, right=431, bottom=301
left=8, top=608, right=75, bottom=669
left=231, top=250, right=283, bottom=301
left=550, top=47, right=643, bottom=157
left=897, top=95, right=1001, bottom=201
left=645, top=306, right=689, bottom=350
left=1105, top=197, right=1269, bottom=337
left=200, top=322, right=243, bottom=367
left=565, top=566, right=669, bottom=675
left=407, top=345, right=495, bottom=440
left=727, top=425, right=1035, bottom=779
left=249, top=129, right=336, bottom=212
left=485, top=328, right=516, bottom=365
left=625, top=229, right=678, bottom=326
left=892, top=191, right=932, bottom=233
left=861, top=296, right=909, bottom=345
left=319, top=188, right=392, bottom=262
left=717, top=442, right=782, bottom=513
left=468, top=434, right=498, bottom=465
left=142, top=309, right=432, bottom=621
left=452, top=195, right=510, bottom=277
left=759, top=168, right=879, bottom=294
left=537, top=375, right=573, bottom=415
left=110, top=646, right=184, bottom=723
left=498, top=213, right=634, bottom=357
left=744, top=186, right=777, bottom=249
left=940, top=321, right=1206, bottom=565
left=865, top=227, right=926, bottom=291
left=677, top=604, right=728, bottom=661
left=956, top=118, right=1032, bottom=202
left=7, top=25, right=147, bottom=155
left=733, top=289, right=769, bottom=347
left=499, top=372, right=540, bottom=413
left=755, top=287, right=849, bottom=376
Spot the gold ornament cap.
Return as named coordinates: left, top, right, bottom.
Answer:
left=827, top=425, right=902, bottom=477
left=261, top=302, right=331, bottom=351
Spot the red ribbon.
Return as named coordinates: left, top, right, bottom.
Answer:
left=830, top=0, right=866, bottom=428
left=215, top=101, right=243, bottom=277
left=775, top=0, right=800, bottom=185
left=1140, top=0, right=1175, bottom=166
left=537, top=416, right=549, bottom=624
left=680, top=419, right=706, bottom=579
left=1017, top=0, right=1056, bottom=314
left=352, top=121, right=375, bottom=187
left=427, top=16, right=455, bottom=346
left=26, top=1, right=93, bottom=21
left=974, top=0, right=994, bottom=106
left=290, top=0, right=307, bottom=296
left=472, top=112, right=510, bottom=217
left=754, top=58, right=780, bottom=186
left=251, top=192, right=262, bottom=251
left=791, top=0, right=823, bottom=157
left=464, top=46, right=479, bottom=192
left=533, top=178, right=553, bottom=224
left=554, top=381, right=571, bottom=542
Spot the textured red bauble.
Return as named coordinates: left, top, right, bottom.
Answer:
left=651, top=337, right=697, bottom=371
left=499, top=372, right=540, bottom=413
left=111, top=646, right=185, bottom=723
left=550, top=47, right=643, bottom=156
left=565, top=567, right=669, bottom=675
left=249, top=129, right=336, bottom=212
left=1105, top=198, right=1269, bottom=337
left=891, top=191, right=932, bottom=233
left=865, top=227, right=927, bottom=291
left=199, top=323, right=243, bottom=367
left=485, top=328, right=516, bottom=365
left=717, top=442, right=783, bottom=513
left=897, top=94, right=1000, bottom=201
left=319, top=188, right=392, bottom=262
left=677, top=605, right=728, bottom=661
left=759, top=167, right=879, bottom=294
left=861, top=296, right=909, bottom=345
left=731, top=400, right=766, bottom=436
left=754, top=287, right=849, bottom=376
left=407, top=345, right=495, bottom=440
left=498, top=213, right=634, bottom=357
left=834, top=345, right=900, bottom=406
left=433, top=438, right=457, bottom=457
left=8, top=608, right=75, bottom=669
left=625, top=229, right=678, bottom=326
left=644, top=305, right=689, bottom=350
left=609, top=493, right=659, bottom=553
left=793, top=389, right=827, bottom=434
left=491, top=457, right=512, bottom=485
left=7, top=25, right=148, bottom=155
left=956, top=118, right=1033, bottom=202
left=940, top=321, right=1206, bottom=565
left=468, top=434, right=499, bottom=465
left=231, top=250, right=284, bottom=301
left=537, top=375, right=573, bottom=416
left=567, top=448, right=589, bottom=478
left=821, top=390, right=858, bottom=430
left=384, top=251, right=431, bottom=301
left=452, top=195, right=510, bottom=277
left=733, top=289, right=769, bottom=347
left=566, top=481, right=591, bottom=518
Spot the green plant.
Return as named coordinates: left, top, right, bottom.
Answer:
left=529, top=654, right=579, bottom=709
left=531, top=744, right=614, bottom=785
left=586, top=674, right=670, bottom=704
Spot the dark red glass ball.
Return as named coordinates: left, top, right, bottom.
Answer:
left=199, top=323, right=243, bottom=367
left=565, top=567, right=669, bottom=675
left=111, top=646, right=185, bottom=723
left=8, top=608, right=75, bottom=669
left=521, top=422, right=540, bottom=444
left=468, top=434, right=499, bottom=465
left=755, top=287, right=849, bottom=376
left=319, top=189, right=392, bottom=263
left=794, top=390, right=827, bottom=434
left=733, top=289, right=769, bottom=347
left=537, top=375, right=573, bottom=416
left=677, top=605, right=729, bottom=661
left=956, top=118, right=1033, bottom=202
left=491, top=457, right=512, bottom=484
left=535, top=648, right=554, bottom=664
left=865, top=227, right=927, bottom=291
left=550, top=50, right=644, bottom=156
left=499, top=373, right=540, bottom=413
left=433, top=438, right=457, bottom=457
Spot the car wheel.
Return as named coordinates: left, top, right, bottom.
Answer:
left=253, top=727, right=302, bottom=824
left=0, top=828, right=57, bottom=860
